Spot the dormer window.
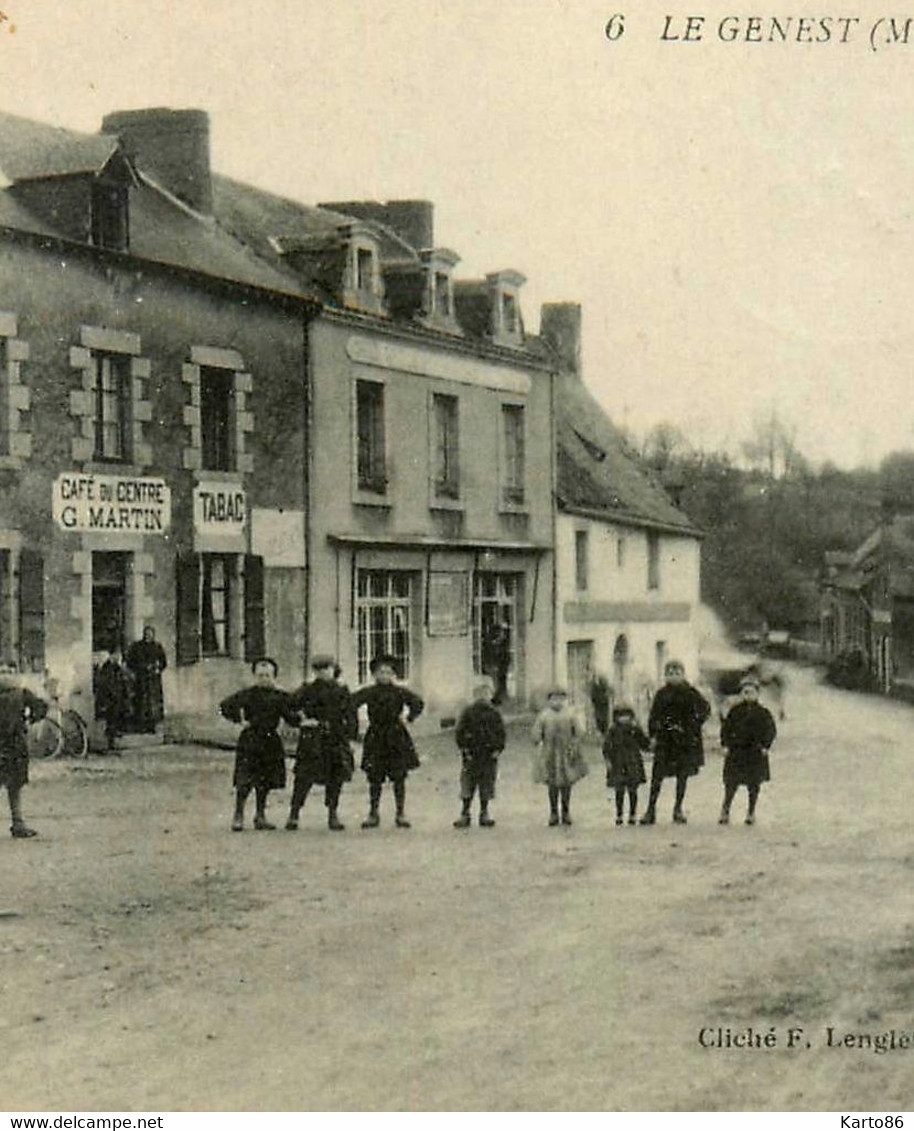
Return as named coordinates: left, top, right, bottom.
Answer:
left=340, top=226, right=385, bottom=315
left=419, top=248, right=461, bottom=332
left=486, top=270, right=526, bottom=347
left=502, top=293, right=518, bottom=335
left=356, top=246, right=375, bottom=292
left=435, top=272, right=452, bottom=317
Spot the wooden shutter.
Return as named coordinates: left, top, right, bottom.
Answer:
left=175, top=552, right=201, bottom=666
left=243, top=554, right=265, bottom=662
left=17, top=549, right=45, bottom=673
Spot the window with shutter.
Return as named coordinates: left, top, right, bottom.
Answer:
left=18, top=549, right=44, bottom=673
left=243, top=554, right=265, bottom=662
left=175, top=553, right=201, bottom=666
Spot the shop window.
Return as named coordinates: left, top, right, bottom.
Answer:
left=473, top=573, right=518, bottom=678
left=356, top=380, right=387, bottom=494
left=176, top=552, right=264, bottom=665
left=93, top=352, right=132, bottom=462
left=501, top=403, right=525, bottom=506
left=432, top=393, right=460, bottom=499
left=575, top=529, right=589, bottom=592
left=647, top=532, right=661, bottom=590
left=356, top=570, right=411, bottom=684
left=200, top=366, right=235, bottom=472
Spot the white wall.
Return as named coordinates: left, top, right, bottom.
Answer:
left=555, top=513, right=701, bottom=720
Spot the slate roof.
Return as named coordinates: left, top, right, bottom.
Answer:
left=555, top=373, right=702, bottom=537
left=0, top=110, right=119, bottom=182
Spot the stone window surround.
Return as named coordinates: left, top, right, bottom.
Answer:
left=69, top=325, right=153, bottom=470
left=340, top=226, right=386, bottom=316
left=0, top=530, right=23, bottom=658
left=0, top=312, right=32, bottom=470
left=486, top=270, right=526, bottom=347
left=497, top=396, right=529, bottom=516
left=181, top=345, right=254, bottom=477
left=70, top=536, right=156, bottom=658
left=419, top=249, right=461, bottom=333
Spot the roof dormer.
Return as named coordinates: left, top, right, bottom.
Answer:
left=419, top=248, right=461, bottom=333
left=487, top=270, right=526, bottom=347
left=340, top=224, right=386, bottom=315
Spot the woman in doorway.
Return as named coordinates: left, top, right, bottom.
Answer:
left=125, top=626, right=167, bottom=734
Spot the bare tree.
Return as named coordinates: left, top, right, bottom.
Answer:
left=740, top=407, right=799, bottom=480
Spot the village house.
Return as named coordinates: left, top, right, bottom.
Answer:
left=820, top=509, right=914, bottom=694
left=538, top=302, right=703, bottom=725
left=0, top=106, right=556, bottom=737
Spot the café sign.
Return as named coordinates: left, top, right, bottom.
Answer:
left=194, top=482, right=247, bottom=536
left=53, top=473, right=171, bottom=533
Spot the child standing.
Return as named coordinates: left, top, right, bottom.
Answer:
left=286, top=654, right=357, bottom=832
left=719, top=675, right=777, bottom=826
left=351, top=654, right=424, bottom=829
left=95, top=648, right=131, bottom=752
left=531, top=687, right=587, bottom=826
left=602, top=704, right=650, bottom=826
left=453, top=678, right=506, bottom=829
left=220, top=658, right=299, bottom=832
left=0, top=659, right=48, bottom=838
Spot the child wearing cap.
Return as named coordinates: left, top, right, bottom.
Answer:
left=0, top=659, right=48, bottom=838
left=453, top=677, right=506, bottom=829
left=602, top=704, right=650, bottom=826
left=286, top=654, right=357, bottom=832
left=220, top=658, right=299, bottom=832
left=531, top=687, right=587, bottom=826
left=641, top=660, right=710, bottom=826
left=719, top=675, right=777, bottom=826
left=351, top=654, right=424, bottom=829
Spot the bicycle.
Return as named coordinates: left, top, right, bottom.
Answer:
left=27, top=682, right=89, bottom=760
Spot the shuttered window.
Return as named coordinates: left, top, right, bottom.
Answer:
left=175, top=552, right=265, bottom=665
left=175, top=553, right=201, bottom=666
left=243, top=555, right=266, bottom=662
left=18, top=548, right=44, bottom=673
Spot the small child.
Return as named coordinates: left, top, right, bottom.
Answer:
left=453, top=678, right=506, bottom=829
left=0, top=659, right=48, bottom=838
left=531, top=687, right=587, bottom=826
left=602, top=704, right=650, bottom=826
left=220, top=657, right=299, bottom=832
left=719, top=675, right=777, bottom=826
left=351, top=653, right=424, bottom=829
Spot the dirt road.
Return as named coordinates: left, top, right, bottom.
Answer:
left=2, top=666, right=913, bottom=1111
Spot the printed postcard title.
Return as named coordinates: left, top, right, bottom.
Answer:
left=604, top=13, right=914, bottom=51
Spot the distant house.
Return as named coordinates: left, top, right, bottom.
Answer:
left=539, top=303, right=703, bottom=724
left=820, top=513, right=914, bottom=693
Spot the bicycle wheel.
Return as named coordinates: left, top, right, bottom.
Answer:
left=28, top=718, right=63, bottom=759
left=60, top=710, right=89, bottom=758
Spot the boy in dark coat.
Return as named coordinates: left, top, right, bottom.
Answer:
left=0, top=659, right=47, bottom=838
left=719, top=675, right=777, bottom=826
left=286, top=654, right=357, bottom=832
left=602, top=704, right=650, bottom=826
left=220, top=657, right=299, bottom=832
left=352, top=653, right=424, bottom=829
left=95, top=648, right=131, bottom=752
left=640, top=659, right=711, bottom=825
left=453, top=678, right=506, bottom=828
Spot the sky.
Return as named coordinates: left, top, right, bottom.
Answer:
left=3, top=0, right=913, bottom=468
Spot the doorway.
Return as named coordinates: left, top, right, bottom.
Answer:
left=566, top=639, right=595, bottom=728
left=92, top=552, right=129, bottom=655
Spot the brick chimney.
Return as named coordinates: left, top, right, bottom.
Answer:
left=102, top=108, right=213, bottom=215
left=318, top=200, right=434, bottom=251
left=540, top=302, right=582, bottom=378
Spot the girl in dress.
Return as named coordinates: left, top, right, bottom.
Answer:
left=531, top=687, right=587, bottom=826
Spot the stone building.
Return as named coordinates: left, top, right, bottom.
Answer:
left=0, top=107, right=556, bottom=735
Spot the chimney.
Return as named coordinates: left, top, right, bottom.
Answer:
left=102, top=108, right=213, bottom=215
left=318, top=200, right=434, bottom=251
left=540, top=302, right=582, bottom=378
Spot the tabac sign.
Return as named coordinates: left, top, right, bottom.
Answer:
left=194, top=482, right=247, bottom=537
left=53, top=473, right=171, bottom=533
